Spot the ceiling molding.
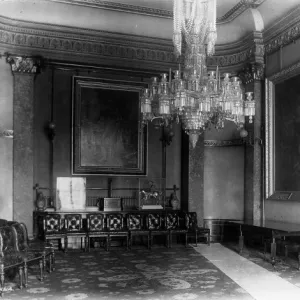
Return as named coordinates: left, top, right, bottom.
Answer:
left=46, top=0, right=265, bottom=24
left=217, top=0, right=266, bottom=25
left=264, top=5, right=300, bottom=55
left=0, top=15, right=259, bottom=71
left=48, top=0, right=172, bottom=18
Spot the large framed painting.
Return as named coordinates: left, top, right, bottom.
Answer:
left=265, top=63, right=300, bottom=201
left=72, top=76, right=148, bottom=176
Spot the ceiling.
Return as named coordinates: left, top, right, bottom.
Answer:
left=0, top=0, right=299, bottom=45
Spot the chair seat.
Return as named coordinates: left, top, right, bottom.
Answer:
left=109, top=231, right=129, bottom=236
left=1, top=253, right=23, bottom=268
left=130, top=230, right=150, bottom=235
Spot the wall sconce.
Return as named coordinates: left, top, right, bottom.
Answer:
left=239, top=127, right=263, bottom=146
left=160, top=124, right=174, bottom=146
left=47, top=122, right=56, bottom=141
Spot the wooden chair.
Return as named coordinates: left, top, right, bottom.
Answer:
left=166, top=212, right=187, bottom=248
left=184, top=212, right=210, bottom=246
left=107, top=214, right=129, bottom=251
left=86, top=214, right=109, bottom=252
left=43, top=214, right=66, bottom=252
left=64, top=214, right=87, bottom=252
left=0, top=226, right=24, bottom=295
left=146, top=213, right=169, bottom=249
left=11, top=222, right=54, bottom=286
left=127, top=214, right=150, bottom=249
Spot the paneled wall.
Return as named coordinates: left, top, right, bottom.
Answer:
left=34, top=65, right=182, bottom=208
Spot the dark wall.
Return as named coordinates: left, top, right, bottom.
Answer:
left=34, top=64, right=181, bottom=206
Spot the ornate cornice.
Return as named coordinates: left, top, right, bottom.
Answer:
left=204, top=139, right=244, bottom=147
left=217, top=0, right=266, bottom=25
left=0, top=129, right=13, bottom=138
left=264, top=6, right=300, bottom=55
left=47, top=0, right=265, bottom=24
left=49, top=0, right=172, bottom=19
left=6, top=55, right=40, bottom=73
left=0, top=15, right=257, bottom=71
left=0, top=16, right=177, bottom=71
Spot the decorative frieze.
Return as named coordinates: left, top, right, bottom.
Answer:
left=264, top=6, right=300, bottom=55
left=6, top=55, right=40, bottom=73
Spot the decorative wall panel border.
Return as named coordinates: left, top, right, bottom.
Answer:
left=204, top=139, right=244, bottom=147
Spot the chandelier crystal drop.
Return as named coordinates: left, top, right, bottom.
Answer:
left=140, top=0, right=255, bottom=148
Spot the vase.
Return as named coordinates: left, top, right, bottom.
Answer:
left=170, top=192, right=180, bottom=210
left=36, top=192, right=46, bottom=210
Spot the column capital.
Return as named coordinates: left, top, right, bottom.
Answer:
left=6, top=55, right=41, bottom=74
left=239, top=62, right=265, bottom=84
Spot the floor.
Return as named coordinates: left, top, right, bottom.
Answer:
left=2, top=242, right=300, bottom=300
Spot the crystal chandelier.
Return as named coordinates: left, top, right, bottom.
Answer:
left=140, top=0, right=255, bottom=148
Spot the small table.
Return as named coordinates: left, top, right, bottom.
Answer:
left=228, top=219, right=300, bottom=267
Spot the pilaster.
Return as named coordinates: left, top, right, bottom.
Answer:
left=7, top=55, right=40, bottom=236
left=240, top=61, right=265, bottom=223
left=187, top=134, right=205, bottom=226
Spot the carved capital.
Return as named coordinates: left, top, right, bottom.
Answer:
left=239, top=63, right=265, bottom=84
left=0, top=129, right=13, bottom=138
left=6, top=55, right=40, bottom=74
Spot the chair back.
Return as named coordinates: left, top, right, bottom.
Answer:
left=87, top=214, right=105, bottom=231
left=166, top=213, right=179, bottom=230
left=108, top=214, right=124, bottom=231
left=127, top=214, right=144, bottom=231
left=43, top=214, right=62, bottom=233
left=11, top=222, right=28, bottom=251
left=64, top=214, right=83, bottom=232
left=147, top=213, right=164, bottom=230
left=0, top=226, right=18, bottom=257
left=184, top=212, right=198, bottom=229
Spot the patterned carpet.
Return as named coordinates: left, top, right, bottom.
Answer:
left=1, top=245, right=254, bottom=300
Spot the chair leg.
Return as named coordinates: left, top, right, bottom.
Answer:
left=39, top=259, right=44, bottom=282
left=19, top=266, right=23, bottom=289
left=64, top=237, right=68, bottom=253
left=185, top=233, right=187, bottom=247
left=195, top=232, right=198, bottom=247
left=23, top=261, right=28, bottom=288
left=169, top=233, right=172, bottom=248
left=49, top=254, right=52, bottom=273
left=0, top=263, right=4, bottom=296
left=51, top=249, right=55, bottom=271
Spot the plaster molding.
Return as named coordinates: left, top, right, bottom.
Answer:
left=204, top=139, right=244, bottom=147
left=48, top=0, right=172, bottom=19
left=269, top=60, right=300, bottom=84
left=264, top=6, right=300, bottom=55
left=46, top=0, right=265, bottom=24
left=6, top=55, right=40, bottom=73
left=0, top=129, right=13, bottom=138
left=0, top=15, right=258, bottom=70
left=217, top=0, right=265, bottom=25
